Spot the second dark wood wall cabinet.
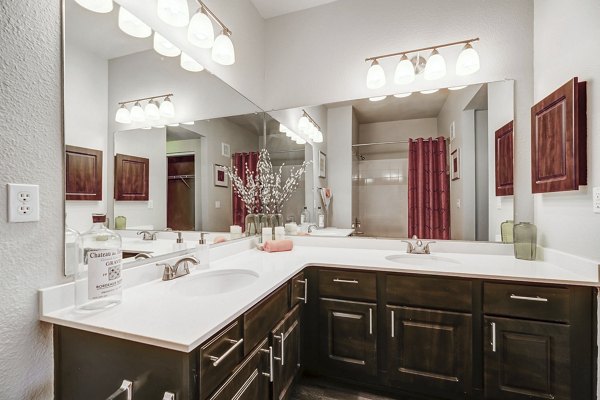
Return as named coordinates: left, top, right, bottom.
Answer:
left=531, top=77, right=587, bottom=193
left=65, top=145, right=103, bottom=201
left=495, top=121, right=514, bottom=196
left=114, top=153, right=150, bottom=201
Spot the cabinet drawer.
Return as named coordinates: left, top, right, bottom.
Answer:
left=319, top=269, right=376, bottom=301
left=199, top=320, right=244, bottom=400
left=290, top=271, right=307, bottom=307
left=387, top=275, right=472, bottom=312
left=484, top=283, right=570, bottom=323
left=244, top=285, right=289, bottom=354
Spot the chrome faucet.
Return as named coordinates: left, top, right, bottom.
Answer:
left=158, top=256, right=199, bottom=281
left=137, top=230, right=157, bottom=240
left=402, top=235, right=436, bottom=254
left=308, top=224, right=319, bottom=233
left=134, top=252, right=151, bottom=260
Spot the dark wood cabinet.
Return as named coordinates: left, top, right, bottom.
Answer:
left=483, top=317, right=570, bottom=400
left=387, top=306, right=472, bottom=399
left=114, top=153, right=150, bottom=201
left=495, top=121, right=514, bottom=196
left=319, top=298, right=377, bottom=376
left=244, top=286, right=289, bottom=355
left=65, top=145, right=103, bottom=201
left=271, top=305, right=302, bottom=400
left=531, top=77, right=587, bottom=193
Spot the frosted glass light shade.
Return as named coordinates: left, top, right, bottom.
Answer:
left=424, top=49, right=446, bottom=81
left=144, top=100, right=160, bottom=121
left=394, top=55, right=415, bottom=85
left=298, top=116, right=310, bottom=134
left=456, top=43, right=480, bottom=76
left=130, top=102, right=146, bottom=122
left=157, top=0, right=189, bottom=27
left=75, top=0, right=113, bottom=13
left=366, top=60, right=386, bottom=89
left=369, top=96, right=387, bottom=102
left=313, top=130, right=324, bottom=143
left=180, top=52, right=205, bottom=72
left=448, top=85, right=467, bottom=91
left=188, top=9, right=214, bottom=48
left=393, top=92, right=412, bottom=98
left=115, top=105, right=131, bottom=124
left=153, top=32, right=181, bottom=57
left=420, top=89, right=439, bottom=94
left=118, top=7, right=151, bottom=38
left=212, top=31, right=235, bottom=65
left=159, top=97, right=175, bottom=119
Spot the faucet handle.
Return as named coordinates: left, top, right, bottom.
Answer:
left=157, top=262, right=174, bottom=280
left=401, top=240, right=415, bottom=253
left=423, top=241, right=436, bottom=254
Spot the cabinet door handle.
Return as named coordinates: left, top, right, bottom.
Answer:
left=260, top=346, right=274, bottom=382
left=208, top=338, right=244, bottom=367
left=274, top=332, right=285, bottom=366
left=369, top=308, right=373, bottom=335
left=510, top=294, right=548, bottom=302
left=333, top=278, right=359, bottom=284
left=390, top=310, right=395, bottom=338
left=163, top=392, right=175, bottom=400
left=296, top=278, right=308, bottom=303
left=106, top=380, right=133, bottom=400
left=491, top=322, right=496, bottom=352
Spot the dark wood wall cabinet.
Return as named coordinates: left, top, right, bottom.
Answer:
left=54, top=267, right=596, bottom=400
left=114, top=153, right=150, bottom=201
left=495, top=121, right=514, bottom=196
left=65, top=145, right=103, bottom=201
left=531, top=77, right=587, bottom=193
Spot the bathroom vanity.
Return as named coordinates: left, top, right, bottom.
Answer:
left=42, top=240, right=598, bottom=400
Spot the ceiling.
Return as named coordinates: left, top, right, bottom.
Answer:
left=66, top=0, right=153, bottom=60
left=250, top=0, right=340, bottom=19
left=328, top=90, right=452, bottom=124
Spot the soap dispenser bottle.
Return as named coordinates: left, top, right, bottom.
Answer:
left=195, top=232, right=210, bottom=269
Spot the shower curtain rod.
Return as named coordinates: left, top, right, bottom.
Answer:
left=352, top=138, right=448, bottom=147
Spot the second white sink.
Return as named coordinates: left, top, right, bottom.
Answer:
left=385, top=254, right=461, bottom=268
left=171, top=269, right=259, bottom=297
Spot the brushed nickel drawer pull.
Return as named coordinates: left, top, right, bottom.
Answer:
left=391, top=310, right=395, bottom=338
left=274, top=332, right=285, bottom=366
left=369, top=308, right=373, bottom=335
left=333, top=278, right=359, bottom=284
left=260, top=346, right=274, bottom=382
left=208, top=338, right=244, bottom=367
left=491, top=322, right=497, bottom=352
left=106, top=380, right=133, bottom=400
left=510, top=294, right=548, bottom=302
left=297, top=278, right=308, bottom=303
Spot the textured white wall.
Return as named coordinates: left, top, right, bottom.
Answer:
left=0, top=1, right=67, bottom=399
left=533, top=0, right=600, bottom=262
left=265, top=0, right=534, bottom=224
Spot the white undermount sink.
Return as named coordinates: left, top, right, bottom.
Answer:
left=385, top=254, right=461, bottom=268
left=171, top=269, right=259, bottom=297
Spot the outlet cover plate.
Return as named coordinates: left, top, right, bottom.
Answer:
left=7, top=183, right=40, bottom=222
left=593, top=187, right=600, bottom=214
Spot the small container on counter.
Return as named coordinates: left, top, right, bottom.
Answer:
left=513, top=222, right=537, bottom=261
left=195, top=232, right=210, bottom=269
left=285, top=222, right=298, bottom=236
left=230, top=225, right=242, bottom=240
left=274, top=226, right=285, bottom=240
left=262, top=227, right=273, bottom=243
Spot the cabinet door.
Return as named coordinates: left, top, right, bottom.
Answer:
left=208, top=339, right=269, bottom=400
left=271, top=304, right=302, bottom=400
left=484, top=317, right=570, bottom=400
left=387, top=306, right=472, bottom=399
left=319, top=298, right=377, bottom=376
left=495, top=121, right=514, bottom=196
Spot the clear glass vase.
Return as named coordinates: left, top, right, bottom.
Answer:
left=514, top=222, right=537, bottom=261
left=259, top=213, right=272, bottom=232
left=245, top=213, right=259, bottom=236
left=270, top=213, right=284, bottom=227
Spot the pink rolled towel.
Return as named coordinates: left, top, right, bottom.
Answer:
left=263, top=239, right=294, bottom=253
left=213, top=236, right=227, bottom=244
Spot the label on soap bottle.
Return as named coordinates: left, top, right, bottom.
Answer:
left=87, top=249, right=122, bottom=300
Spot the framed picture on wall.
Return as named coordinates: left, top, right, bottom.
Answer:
left=319, top=151, right=327, bottom=178
left=221, top=142, right=231, bottom=157
left=451, top=148, right=460, bottom=181
left=214, top=164, right=229, bottom=187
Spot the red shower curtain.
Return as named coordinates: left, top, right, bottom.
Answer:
left=407, top=137, right=450, bottom=240
left=232, top=152, right=259, bottom=231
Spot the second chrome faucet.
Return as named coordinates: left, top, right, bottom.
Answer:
left=158, top=256, right=199, bottom=281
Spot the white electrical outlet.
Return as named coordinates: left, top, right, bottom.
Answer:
left=147, top=200, right=154, bottom=209
left=8, top=183, right=40, bottom=222
left=593, top=187, right=600, bottom=214
left=215, top=201, right=221, bottom=209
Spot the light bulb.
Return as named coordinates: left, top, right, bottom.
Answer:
left=366, top=60, right=386, bottom=89
left=369, top=96, right=387, bottom=102
left=144, top=100, right=160, bottom=121
left=153, top=32, right=181, bottom=57
left=456, top=43, right=480, bottom=76
left=159, top=97, right=175, bottom=119
left=74, top=0, right=113, bottom=13
left=130, top=102, right=146, bottom=122
left=448, top=85, right=467, bottom=91
left=180, top=52, right=205, bottom=72
left=313, top=131, right=323, bottom=143
left=118, top=6, right=151, bottom=38
left=212, top=31, right=235, bottom=65
left=115, top=104, right=131, bottom=124
left=424, top=49, right=446, bottom=81
left=393, top=92, right=412, bottom=98
left=420, top=89, right=439, bottom=94
left=156, top=0, right=189, bottom=27
left=188, top=8, right=214, bottom=48
left=394, top=54, right=415, bottom=85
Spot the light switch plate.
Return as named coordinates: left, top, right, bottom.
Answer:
left=593, top=187, right=600, bottom=213
left=7, top=183, right=40, bottom=222
left=215, top=201, right=221, bottom=209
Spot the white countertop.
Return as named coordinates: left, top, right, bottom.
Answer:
left=39, top=239, right=600, bottom=353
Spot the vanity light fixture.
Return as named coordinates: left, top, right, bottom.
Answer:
left=369, top=96, right=387, bottom=102
left=115, top=94, right=175, bottom=125
left=393, top=92, right=413, bottom=98
left=115, top=104, right=132, bottom=124
left=212, top=30, right=235, bottom=66
left=298, top=110, right=323, bottom=143
left=118, top=6, right=152, bottom=38
left=448, top=85, right=468, bottom=91
left=157, top=0, right=190, bottom=28
left=188, top=1, right=236, bottom=65
left=188, top=6, right=215, bottom=48
left=364, top=38, right=480, bottom=88
left=153, top=32, right=181, bottom=57
left=180, top=52, right=205, bottom=72
left=144, top=100, right=161, bottom=121
left=420, top=89, right=439, bottom=94
left=74, top=0, right=113, bottom=13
